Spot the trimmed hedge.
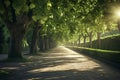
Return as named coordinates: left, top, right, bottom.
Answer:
left=68, top=46, right=120, bottom=63
left=85, top=34, right=120, bottom=51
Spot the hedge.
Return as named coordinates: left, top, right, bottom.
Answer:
left=84, top=34, right=120, bottom=51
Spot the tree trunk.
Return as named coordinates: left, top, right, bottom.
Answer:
left=42, top=36, right=45, bottom=51
left=39, top=35, right=44, bottom=51
left=81, top=33, right=87, bottom=47
left=30, top=25, right=41, bottom=54
left=8, top=26, right=25, bottom=59
left=1, top=0, right=32, bottom=58
left=44, top=36, right=48, bottom=50
left=48, top=37, right=51, bottom=49
left=78, top=35, right=81, bottom=46
left=97, top=32, right=101, bottom=49
left=0, top=24, right=5, bottom=54
left=49, top=38, right=53, bottom=49
left=83, top=37, right=86, bottom=47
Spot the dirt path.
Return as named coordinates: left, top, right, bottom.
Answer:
left=0, top=46, right=120, bottom=80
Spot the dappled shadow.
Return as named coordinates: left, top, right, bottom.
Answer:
left=0, top=46, right=120, bottom=80
left=25, top=68, right=111, bottom=80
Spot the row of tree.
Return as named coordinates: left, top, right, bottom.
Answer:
left=64, top=0, right=120, bottom=48
left=0, top=0, right=120, bottom=59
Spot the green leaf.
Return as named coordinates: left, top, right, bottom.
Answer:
left=5, top=0, right=10, bottom=7
left=32, top=16, right=37, bottom=21
left=22, top=5, right=29, bottom=12
left=47, top=1, right=52, bottom=10
left=30, top=3, right=36, bottom=9
left=40, top=20, right=45, bottom=24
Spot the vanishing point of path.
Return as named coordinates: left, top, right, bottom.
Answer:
left=0, top=46, right=120, bottom=80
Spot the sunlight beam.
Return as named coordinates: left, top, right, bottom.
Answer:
left=116, top=10, right=120, bottom=17
left=114, top=9, right=120, bottom=18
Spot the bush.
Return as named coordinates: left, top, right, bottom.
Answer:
left=85, top=34, right=120, bottom=51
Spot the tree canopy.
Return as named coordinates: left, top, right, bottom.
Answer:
left=0, top=0, right=120, bottom=58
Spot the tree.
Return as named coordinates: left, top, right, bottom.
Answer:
left=29, top=22, right=42, bottom=54
left=0, top=24, right=5, bottom=54
left=29, top=0, right=52, bottom=53
left=0, top=0, right=33, bottom=58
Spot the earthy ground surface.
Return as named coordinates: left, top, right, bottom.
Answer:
left=0, top=46, right=120, bottom=80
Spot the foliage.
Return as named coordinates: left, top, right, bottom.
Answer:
left=101, top=29, right=120, bottom=37
left=0, top=70, right=9, bottom=75
left=0, top=70, right=9, bottom=79
left=0, top=23, right=10, bottom=54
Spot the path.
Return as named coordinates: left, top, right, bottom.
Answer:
left=0, top=46, right=120, bottom=80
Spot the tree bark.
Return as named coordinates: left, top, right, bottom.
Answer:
left=8, top=25, right=25, bottom=59
left=0, top=24, right=5, bottom=54
left=48, top=37, right=52, bottom=49
left=81, top=33, right=87, bottom=47
left=78, top=35, right=81, bottom=46
left=40, top=36, right=45, bottom=51
left=30, top=25, right=42, bottom=54
left=44, top=36, right=48, bottom=50
left=39, top=35, right=44, bottom=51
left=83, top=37, right=86, bottom=47
left=1, top=0, right=32, bottom=59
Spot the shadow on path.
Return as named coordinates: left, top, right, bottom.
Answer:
left=0, top=46, right=120, bottom=80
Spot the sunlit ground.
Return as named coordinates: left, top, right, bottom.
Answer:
left=0, top=46, right=120, bottom=80
left=28, top=46, right=100, bottom=73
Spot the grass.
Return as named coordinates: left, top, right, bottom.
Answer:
left=0, top=70, right=9, bottom=75
left=69, top=46, right=120, bottom=53
left=0, top=70, right=10, bottom=78
left=79, top=47, right=120, bottom=53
